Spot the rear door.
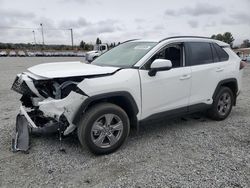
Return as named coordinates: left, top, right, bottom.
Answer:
left=185, top=42, right=224, bottom=106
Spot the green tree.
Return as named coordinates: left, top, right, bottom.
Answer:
left=96, top=37, right=102, bottom=45
left=80, top=41, right=85, bottom=49
left=240, top=39, right=250, bottom=48
left=211, top=32, right=234, bottom=47
left=223, top=32, right=234, bottom=47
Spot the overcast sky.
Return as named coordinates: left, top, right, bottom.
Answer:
left=0, top=0, right=249, bottom=46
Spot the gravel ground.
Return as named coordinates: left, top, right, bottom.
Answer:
left=0, top=57, right=249, bottom=188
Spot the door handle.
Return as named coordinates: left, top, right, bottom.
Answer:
left=180, top=74, right=191, bottom=80
left=216, top=67, right=224, bottom=72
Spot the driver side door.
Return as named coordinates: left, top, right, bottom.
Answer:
left=139, top=43, right=192, bottom=120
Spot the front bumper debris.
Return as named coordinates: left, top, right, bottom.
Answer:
left=11, top=106, right=60, bottom=152
left=11, top=106, right=38, bottom=152
left=12, top=114, right=30, bottom=152
left=11, top=91, right=88, bottom=153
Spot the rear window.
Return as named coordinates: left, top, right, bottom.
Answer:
left=212, top=43, right=229, bottom=62
left=186, top=42, right=213, bottom=66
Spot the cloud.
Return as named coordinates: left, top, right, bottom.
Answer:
left=33, top=17, right=56, bottom=29
left=231, top=13, right=250, bottom=25
left=0, top=9, right=36, bottom=27
left=59, top=17, right=90, bottom=29
left=221, top=19, right=238, bottom=25
left=134, top=18, right=145, bottom=23
left=188, top=20, right=198, bottom=28
left=0, top=9, right=34, bottom=19
left=165, top=3, right=222, bottom=17
left=154, top=25, right=165, bottom=30
left=181, top=3, right=221, bottom=16
left=204, top=21, right=216, bottom=28
left=82, top=19, right=122, bottom=36
left=58, top=0, right=101, bottom=5
left=221, top=13, right=250, bottom=26
left=165, top=9, right=178, bottom=16
left=58, top=0, right=87, bottom=4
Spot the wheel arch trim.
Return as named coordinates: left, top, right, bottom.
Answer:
left=212, top=78, right=238, bottom=105
left=72, top=91, right=139, bottom=126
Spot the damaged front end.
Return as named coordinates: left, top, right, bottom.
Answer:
left=11, top=72, right=88, bottom=152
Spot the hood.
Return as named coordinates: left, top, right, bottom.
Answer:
left=27, top=61, right=120, bottom=79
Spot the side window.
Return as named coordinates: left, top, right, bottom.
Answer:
left=144, top=43, right=183, bottom=69
left=213, top=43, right=229, bottom=62
left=100, top=45, right=106, bottom=51
left=186, top=42, right=213, bottom=66
left=211, top=43, right=220, bottom=62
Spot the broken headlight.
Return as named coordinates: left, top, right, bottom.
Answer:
left=11, top=76, right=36, bottom=97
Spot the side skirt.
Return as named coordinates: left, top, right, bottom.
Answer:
left=139, top=103, right=211, bottom=124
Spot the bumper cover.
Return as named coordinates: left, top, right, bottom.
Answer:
left=11, top=106, right=61, bottom=152
left=12, top=91, right=88, bottom=152
left=11, top=106, right=37, bottom=152
left=12, top=114, right=30, bottom=152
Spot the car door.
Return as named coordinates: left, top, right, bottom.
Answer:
left=185, top=42, right=223, bottom=106
left=139, top=43, right=192, bottom=120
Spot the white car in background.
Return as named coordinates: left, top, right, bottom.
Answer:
left=26, top=51, right=35, bottom=57
left=18, top=51, right=26, bottom=57
left=242, top=55, right=250, bottom=62
left=9, top=50, right=16, bottom=56
left=0, top=50, right=8, bottom=56
left=11, top=36, right=245, bottom=155
left=85, top=43, right=108, bottom=62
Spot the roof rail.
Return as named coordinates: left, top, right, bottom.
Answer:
left=121, top=39, right=139, bottom=44
left=159, top=36, right=211, bottom=43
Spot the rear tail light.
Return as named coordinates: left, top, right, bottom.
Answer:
left=240, top=61, right=247, bottom=70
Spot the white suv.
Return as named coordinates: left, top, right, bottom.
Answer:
left=11, top=36, right=245, bottom=154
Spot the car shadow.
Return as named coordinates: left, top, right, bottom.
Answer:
left=27, top=112, right=210, bottom=156
left=130, top=112, right=209, bottom=137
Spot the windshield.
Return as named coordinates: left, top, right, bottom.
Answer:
left=92, top=41, right=157, bottom=68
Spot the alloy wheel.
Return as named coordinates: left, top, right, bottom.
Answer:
left=91, top=114, right=123, bottom=148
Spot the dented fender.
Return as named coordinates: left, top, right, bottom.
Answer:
left=38, top=91, right=88, bottom=134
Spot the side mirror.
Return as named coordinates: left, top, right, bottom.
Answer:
left=148, top=59, right=172, bottom=76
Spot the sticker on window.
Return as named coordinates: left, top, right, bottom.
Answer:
left=134, top=45, right=152, bottom=50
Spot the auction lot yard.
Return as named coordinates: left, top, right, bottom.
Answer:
left=0, top=57, right=249, bottom=187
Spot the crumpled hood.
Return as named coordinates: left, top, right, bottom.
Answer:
left=27, top=61, right=120, bottom=79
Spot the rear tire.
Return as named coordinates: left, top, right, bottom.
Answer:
left=207, top=87, right=234, bottom=121
left=77, top=103, right=130, bottom=155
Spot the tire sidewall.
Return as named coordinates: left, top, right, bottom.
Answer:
left=81, top=104, right=130, bottom=154
left=212, top=87, right=234, bottom=120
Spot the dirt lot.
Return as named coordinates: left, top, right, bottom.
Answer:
left=0, top=57, right=249, bottom=188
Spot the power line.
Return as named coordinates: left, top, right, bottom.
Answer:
left=0, top=26, right=72, bottom=31
left=0, top=26, right=74, bottom=46
left=0, top=26, right=39, bottom=30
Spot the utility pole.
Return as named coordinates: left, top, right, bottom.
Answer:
left=32, top=30, right=36, bottom=45
left=32, top=30, right=36, bottom=51
left=40, top=23, right=45, bottom=49
left=70, top=28, right=74, bottom=50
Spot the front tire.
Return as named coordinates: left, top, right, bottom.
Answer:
left=207, top=87, right=234, bottom=121
left=77, top=103, right=130, bottom=155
